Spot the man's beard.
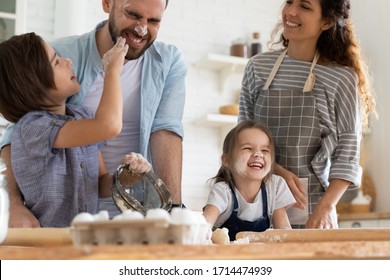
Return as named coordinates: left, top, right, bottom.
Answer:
left=108, top=20, right=154, bottom=61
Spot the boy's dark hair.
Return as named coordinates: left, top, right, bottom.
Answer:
left=0, top=32, right=56, bottom=123
left=211, top=120, right=276, bottom=186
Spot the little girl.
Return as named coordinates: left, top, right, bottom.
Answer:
left=0, top=33, right=151, bottom=227
left=203, top=120, right=296, bottom=240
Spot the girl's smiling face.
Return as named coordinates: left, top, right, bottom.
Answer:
left=225, top=128, right=272, bottom=183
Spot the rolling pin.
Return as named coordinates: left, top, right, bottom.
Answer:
left=236, top=228, right=390, bottom=243
left=2, top=228, right=73, bottom=247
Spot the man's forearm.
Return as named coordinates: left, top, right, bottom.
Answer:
left=0, top=145, right=24, bottom=206
left=150, top=130, right=183, bottom=204
left=1, top=145, right=40, bottom=227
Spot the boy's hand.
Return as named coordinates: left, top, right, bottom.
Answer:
left=102, top=36, right=128, bottom=73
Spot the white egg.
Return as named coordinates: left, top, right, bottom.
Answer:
left=71, top=212, right=94, bottom=224
left=112, top=214, right=123, bottom=220
left=170, top=208, right=197, bottom=225
left=194, top=211, right=208, bottom=224
left=122, top=210, right=144, bottom=220
left=94, top=210, right=109, bottom=221
left=145, top=208, right=171, bottom=222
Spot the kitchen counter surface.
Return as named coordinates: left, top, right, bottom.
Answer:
left=1, top=241, right=390, bottom=260
left=1, top=228, right=390, bottom=260
left=338, top=211, right=390, bottom=221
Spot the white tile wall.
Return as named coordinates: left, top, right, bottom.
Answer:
left=19, top=0, right=283, bottom=211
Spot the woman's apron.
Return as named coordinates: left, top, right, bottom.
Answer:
left=220, top=182, right=270, bottom=241
left=254, top=49, right=325, bottom=228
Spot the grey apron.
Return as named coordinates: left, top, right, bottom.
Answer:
left=254, top=49, right=326, bottom=227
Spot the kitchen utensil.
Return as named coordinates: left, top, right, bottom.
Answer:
left=112, top=163, right=172, bottom=215
left=236, top=228, right=390, bottom=243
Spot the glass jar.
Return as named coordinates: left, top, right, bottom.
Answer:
left=0, top=159, right=9, bottom=244
left=230, top=38, right=248, bottom=58
left=250, top=32, right=262, bottom=57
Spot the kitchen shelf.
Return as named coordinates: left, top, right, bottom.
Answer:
left=194, top=53, right=248, bottom=90
left=195, top=113, right=237, bottom=127
left=338, top=211, right=390, bottom=228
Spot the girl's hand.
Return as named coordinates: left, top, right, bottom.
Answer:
left=121, top=152, right=151, bottom=174
left=102, top=36, right=128, bottom=73
left=274, top=164, right=308, bottom=210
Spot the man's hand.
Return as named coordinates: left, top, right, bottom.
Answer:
left=9, top=203, right=40, bottom=228
left=1, top=145, right=40, bottom=228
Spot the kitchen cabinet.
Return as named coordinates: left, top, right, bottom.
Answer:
left=194, top=53, right=248, bottom=90
left=0, top=0, right=26, bottom=42
left=338, top=212, right=390, bottom=228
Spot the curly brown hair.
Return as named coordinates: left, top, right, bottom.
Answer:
left=269, top=0, right=376, bottom=131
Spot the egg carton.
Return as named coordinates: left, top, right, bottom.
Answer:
left=70, top=209, right=211, bottom=246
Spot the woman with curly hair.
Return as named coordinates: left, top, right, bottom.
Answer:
left=239, top=0, right=376, bottom=229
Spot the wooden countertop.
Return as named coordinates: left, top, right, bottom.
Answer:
left=1, top=228, right=390, bottom=260
left=2, top=241, right=390, bottom=260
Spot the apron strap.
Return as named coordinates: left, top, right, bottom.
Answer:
left=303, top=50, right=320, bottom=93
left=262, top=49, right=288, bottom=91
left=263, top=49, right=320, bottom=93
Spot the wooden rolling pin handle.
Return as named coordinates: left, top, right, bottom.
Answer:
left=2, top=228, right=72, bottom=247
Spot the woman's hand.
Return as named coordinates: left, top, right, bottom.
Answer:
left=274, top=164, right=307, bottom=210
left=305, top=200, right=337, bottom=229
left=121, top=152, right=151, bottom=174
left=305, top=178, right=350, bottom=229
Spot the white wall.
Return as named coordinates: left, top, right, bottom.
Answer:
left=351, top=0, right=390, bottom=212
left=20, top=0, right=389, bottom=212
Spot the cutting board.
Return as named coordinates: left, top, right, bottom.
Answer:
left=236, top=228, right=390, bottom=243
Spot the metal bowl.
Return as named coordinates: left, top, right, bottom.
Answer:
left=112, top=163, right=172, bottom=215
